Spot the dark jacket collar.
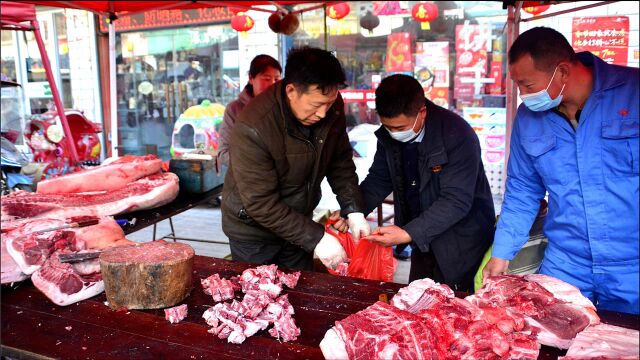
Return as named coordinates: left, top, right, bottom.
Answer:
left=577, top=51, right=626, bottom=93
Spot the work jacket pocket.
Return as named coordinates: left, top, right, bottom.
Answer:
left=602, top=118, right=639, bottom=176
left=521, top=135, right=560, bottom=184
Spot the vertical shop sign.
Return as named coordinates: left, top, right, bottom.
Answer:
left=385, top=32, right=413, bottom=73
left=415, top=42, right=450, bottom=108
left=455, top=24, right=491, bottom=106
left=572, top=16, right=629, bottom=66
left=463, top=107, right=506, bottom=194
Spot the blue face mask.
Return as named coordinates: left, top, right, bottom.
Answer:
left=520, top=66, right=565, bottom=112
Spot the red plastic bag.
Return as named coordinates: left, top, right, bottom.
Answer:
left=324, top=220, right=397, bottom=282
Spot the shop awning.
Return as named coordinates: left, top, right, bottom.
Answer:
left=0, top=1, right=37, bottom=30
left=19, top=1, right=342, bottom=18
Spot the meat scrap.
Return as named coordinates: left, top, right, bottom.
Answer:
left=201, top=265, right=301, bottom=344
left=165, top=304, right=188, bottom=324
left=201, top=274, right=240, bottom=302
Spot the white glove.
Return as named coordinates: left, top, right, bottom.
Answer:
left=347, top=212, right=371, bottom=243
left=313, top=232, right=348, bottom=270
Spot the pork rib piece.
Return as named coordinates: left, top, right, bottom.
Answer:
left=466, top=274, right=600, bottom=349
left=36, top=155, right=163, bottom=194
left=31, top=249, right=104, bottom=306
left=390, top=277, right=454, bottom=313
left=560, top=323, right=639, bottom=359
left=1, top=172, right=179, bottom=219
left=201, top=274, right=240, bottom=302
left=165, top=304, right=188, bottom=324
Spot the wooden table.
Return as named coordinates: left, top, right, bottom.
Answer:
left=2, top=256, right=638, bottom=359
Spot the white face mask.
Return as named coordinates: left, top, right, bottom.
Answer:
left=386, top=111, right=423, bottom=143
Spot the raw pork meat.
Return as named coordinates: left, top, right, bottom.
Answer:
left=1, top=236, right=28, bottom=284
left=37, top=155, right=163, bottom=194
left=165, top=304, right=188, bottom=324
left=1, top=172, right=179, bottom=219
left=322, top=278, right=540, bottom=360
left=3, top=216, right=132, bottom=275
left=560, top=323, right=639, bottom=359
left=201, top=265, right=301, bottom=344
left=201, top=274, right=240, bottom=302
left=390, top=277, right=454, bottom=313
left=466, top=275, right=600, bottom=349
left=320, top=301, right=445, bottom=360
left=30, top=249, right=104, bottom=306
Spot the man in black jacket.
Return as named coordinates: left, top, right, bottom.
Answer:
left=363, top=74, right=495, bottom=292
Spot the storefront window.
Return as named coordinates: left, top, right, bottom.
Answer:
left=54, top=12, right=72, bottom=109
left=116, top=25, right=239, bottom=159
left=292, top=1, right=509, bottom=195
left=1, top=31, right=18, bottom=82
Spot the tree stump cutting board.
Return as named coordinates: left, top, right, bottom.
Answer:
left=100, top=240, right=194, bottom=310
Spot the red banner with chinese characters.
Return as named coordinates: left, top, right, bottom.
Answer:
left=385, top=32, right=413, bottom=73
left=99, top=8, right=233, bottom=33
left=455, top=25, right=490, bottom=104
left=572, top=16, right=629, bottom=65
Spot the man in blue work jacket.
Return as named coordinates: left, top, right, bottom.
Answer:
left=483, top=27, right=639, bottom=314
left=361, top=74, right=495, bottom=292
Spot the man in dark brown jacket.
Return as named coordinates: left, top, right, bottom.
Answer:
left=221, top=47, right=370, bottom=271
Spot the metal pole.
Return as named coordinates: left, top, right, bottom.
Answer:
left=109, top=21, right=119, bottom=157
left=31, top=19, right=79, bottom=163
left=502, top=3, right=521, bottom=195
left=323, top=4, right=328, bottom=50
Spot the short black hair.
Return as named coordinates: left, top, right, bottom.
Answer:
left=284, top=47, right=347, bottom=94
left=508, top=27, right=577, bottom=72
left=249, top=54, right=281, bottom=78
left=375, top=74, right=424, bottom=118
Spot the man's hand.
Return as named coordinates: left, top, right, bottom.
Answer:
left=364, top=225, right=411, bottom=247
left=347, top=212, right=370, bottom=242
left=482, top=257, right=510, bottom=284
left=313, top=232, right=348, bottom=270
left=329, top=210, right=348, bottom=233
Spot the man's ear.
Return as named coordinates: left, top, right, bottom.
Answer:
left=285, top=83, right=298, bottom=102
left=558, top=62, right=571, bottom=82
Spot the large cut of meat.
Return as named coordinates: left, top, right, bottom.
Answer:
left=466, top=274, right=600, bottom=349
left=3, top=216, right=132, bottom=276
left=1, top=172, right=179, bottom=219
left=1, top=236, right=28, bottom=284
left=30, top=249, right=104, bottom=306
left=560, top=323, right=640, bottom=359
left=320, top=301, right=446, bottom=360
left=322, top=278, right=541, bottom=360
left=201, top=265, right=301, bottom=344
left=37, top=155, right=163, bottom=194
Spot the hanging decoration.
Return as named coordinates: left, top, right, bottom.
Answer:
left=360, top=11, right=380, bottom=33
left=326, top=3, right=350, bottom=20
left=522, top=2, right=551, bottom=16
left=412, top=2, right=438, bottom=30
left=268, top=11, right=283, bottom=33
left=231, top=13, right=254, bottom=32
left=280, top=13, right=300, bottom=35
left=228, top=7, right=246, bottom=15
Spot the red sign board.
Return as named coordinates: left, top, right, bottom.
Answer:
left=572, top=16, right=629, bottom=65
left=385, top=32, right=413, bottom=73
left=99, top=8, right=233, bottom=33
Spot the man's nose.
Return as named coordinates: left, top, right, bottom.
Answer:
left=315, top=105, right=328, bottom=118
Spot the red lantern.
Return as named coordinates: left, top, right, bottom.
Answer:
left=522, top=2, right=551, bottom=16
left=411, top=2, right=438, bottom=23
left=228, top=6, right=246, bottom=15
left=326, top=3, right=350, bottom=20
left=231, top=14, right=254, bottom=32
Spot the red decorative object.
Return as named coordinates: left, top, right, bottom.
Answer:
left=228, top=7, right=246, bottom=15
left=231, top=13, right=254, bottom=32
left=411, top=2, right=438, bottom=23
left=326, top=3, right=350, bottom=20
left=522, top=2, right=551, bottom=16
left=280, top=13, right=299, bottom=35
left=268, top=11, right=283, bottom=33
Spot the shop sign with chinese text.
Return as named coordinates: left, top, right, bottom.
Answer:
left=572, top=16, right=629, bottom=66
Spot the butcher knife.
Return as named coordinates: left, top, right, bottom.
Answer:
left=58, top=251, right=103, bottom=263
left=35, top=218, right=100, bottom=234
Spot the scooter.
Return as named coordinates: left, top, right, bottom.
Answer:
left=1, top=134, right=34, bottom=195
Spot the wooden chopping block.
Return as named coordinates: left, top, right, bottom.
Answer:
left=100, top=240, right=194, bottom=310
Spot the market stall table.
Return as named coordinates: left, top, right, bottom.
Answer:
left=2, top=256, right=638, bottom=359
left=116, top=185, right=223, bottom=239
